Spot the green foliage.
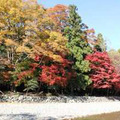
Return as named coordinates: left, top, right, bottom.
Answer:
left=12, top=58, right=40, bottom=92
left=12, top=58, right=32, bottom=85
left=15, top=59, right=32, bottom=72
left=0, top=41, right=7, bottom=56
left=64, top=5, right=92, bottom=90
left=24, top=77, right=39, bottom=92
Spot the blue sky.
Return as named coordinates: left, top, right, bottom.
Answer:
left=38, top=0, right=120, bottom=50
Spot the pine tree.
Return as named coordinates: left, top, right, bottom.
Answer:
left=64, top=5, right=92, bottom=90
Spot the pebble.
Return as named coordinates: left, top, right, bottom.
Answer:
left=0, top=95, right=120, bottom=103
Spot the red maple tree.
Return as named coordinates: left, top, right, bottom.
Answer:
left=39, top=56, right=73, bottom=87
left=86, top=52, right=120, bottom=90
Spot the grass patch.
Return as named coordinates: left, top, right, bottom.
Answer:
left=72, top=111, right=120, bottom=120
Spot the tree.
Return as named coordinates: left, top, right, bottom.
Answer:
left=0, top=0, right=45, bottom=63
left=64, top=5, right=92, bottom=90
left=40, top=57, right=72, bottom=87
left=13, top=58, right=40, bottom=92
left=86, top=52, right=120, bottom=90
left=33, top=31, right=68, bottom=62
left=85, top=30, right=107, bottom=52
left=46, top=4, right=68, bottom=32
left=94, top=33, right=107, bottom=52
left=108, top=49, right=120, bottom=74
left=13, top=54, right=73, bottom=93
left=0, top=41, right=12, bottom=88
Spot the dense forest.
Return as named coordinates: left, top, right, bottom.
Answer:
left=0, top=0, right=120, bottom=96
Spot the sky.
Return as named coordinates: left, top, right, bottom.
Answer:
left=38, top=0, right=120, bottom=50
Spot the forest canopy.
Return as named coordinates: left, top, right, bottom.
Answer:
left=0, top=0, right=120, bottom=95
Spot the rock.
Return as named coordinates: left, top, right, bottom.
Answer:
left=0, top=94, right=120, bottom=103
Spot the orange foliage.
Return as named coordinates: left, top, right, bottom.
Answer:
left=47, top=4, right=68, bottom=31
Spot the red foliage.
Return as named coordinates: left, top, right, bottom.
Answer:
left=15, top=54, right=73, bottom=87
left=14, top=63, right=39, bottom=86
left=14, top=70, right=33, bottom=86
left=86, top=52, right=120, bottom=90
left=39, top=57, right=73, bottom=87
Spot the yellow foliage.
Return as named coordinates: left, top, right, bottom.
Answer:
left=16, top=46, right=31, bottom=53
left=5, top=39, right=18, bottom=46
left=0, top=0, right=69, bottom=62
left=46, top=31, right=68, bottom=52
left=30, top=31, right=68, bottom=61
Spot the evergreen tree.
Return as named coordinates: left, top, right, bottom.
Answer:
left=95, top=33, right=107, bottom=52
left=64, top=5, right=92, bottom=90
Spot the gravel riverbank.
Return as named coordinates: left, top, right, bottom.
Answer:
left=0, top=95, right=120, bottom=120
left=0, top=102, right=120, bottom=120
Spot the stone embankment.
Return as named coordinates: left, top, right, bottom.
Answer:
left=0, top=94, right=120, bottom=103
